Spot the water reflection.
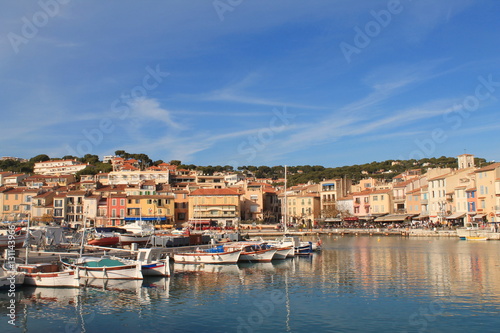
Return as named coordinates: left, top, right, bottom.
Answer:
left=2, top=237, right=499, bottom=332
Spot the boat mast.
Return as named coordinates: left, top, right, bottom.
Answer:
left=79, top=207, right=88, bottom=257
left=284, top=165, right=288, bottom=233
left=25, top=214, right=30, bottom=264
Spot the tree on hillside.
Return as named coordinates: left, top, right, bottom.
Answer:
left=80, top=154, right=100, bottom=165
left=30, top=154, right=50, bottom=163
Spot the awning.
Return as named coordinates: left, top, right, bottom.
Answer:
left=446, top=213, right=466, bottom=219
left=473, top=214, right=485, bottom=220
left=343, top=217, right=359, bottom=221
left=124, top=217, right=166, bottom=221
left=324, top=218, right=342, bottom=223
left=187, top=220, right=212, bottom=225
left=375, top=214, right=416, bottom=222
left=416, top=214, right=429, bottom=220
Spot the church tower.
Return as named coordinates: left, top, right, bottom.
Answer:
left=457, top=154, right=475, bottom=169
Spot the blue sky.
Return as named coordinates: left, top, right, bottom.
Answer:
left=1, top=0, right=499, bottom=168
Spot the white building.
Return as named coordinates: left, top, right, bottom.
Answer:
left=107, top=171, right=170, bottom=185
left=34, top=160, right=89, bottom=175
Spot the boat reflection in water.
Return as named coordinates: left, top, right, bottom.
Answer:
left=5, top=237, right=500, bottom=333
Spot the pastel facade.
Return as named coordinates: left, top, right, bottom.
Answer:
left=188, top=188, right=241, bottom=227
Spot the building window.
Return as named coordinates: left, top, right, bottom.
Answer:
left=120, top=199, right=125, bottom=206
left=112, top=199, right=117, bottom=206
left=55, top=200, right=63, bottom=208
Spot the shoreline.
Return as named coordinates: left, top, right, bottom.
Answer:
left=243, top=228, right=500, bottom=240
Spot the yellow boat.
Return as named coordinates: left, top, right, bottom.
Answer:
left=465, top=236, right=489, bottom=241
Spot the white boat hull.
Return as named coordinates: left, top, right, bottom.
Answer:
left=173, top=249, right=241, bottom=264
left=119, top=234, right=151, bottom=246
left=17, top=263, right=79, bottom=288
left=0, top=232, right=26, bottom=248
left=272, top=247, right=293, bottom=260
left=23, top=270, right=80, bottom=287
left=0, top=271, right=25, bottom=289
left=141, top=260, right=170, bottom=276
left=62, top=257, right=143, bottom=280
left=239, top=248, right=277, bottom=262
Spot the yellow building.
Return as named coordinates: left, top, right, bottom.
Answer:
left=281, top=186, right=320, bottom=228
left=188, top=188, right=241, bottom=227
left=1, top=188, right=35, bottom=221
left=125, top=194, right=175, bottom=226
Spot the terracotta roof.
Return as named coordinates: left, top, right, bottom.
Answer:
left=370, top=189, right=392, bottom=195
left=475, top=162, right=500, bottom=173
left=428, top=173, right=452, bottom=181
left=190, top=188, right=240, bottom=196
left=394, top=179, right=413, bottom=188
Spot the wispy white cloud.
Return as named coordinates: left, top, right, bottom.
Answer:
left=128, top=97, right=183, bottom=130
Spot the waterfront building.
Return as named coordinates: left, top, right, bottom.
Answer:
left=336, top=194, right=354, bottom=216
left=406, top=188, right=422, bottom=216
left=419, top=185, right=429, bottom=220
left=466, top=187, right=478, bottom=223
left=32, top=191, right=56, bottom=223
left=66, top=190, right=87, bottom=227
left=172, top=189, right=189, bottom=227
left=53, top=193, right=67, bottom=224
left=106, top=194, right=127, bottom=227
left=319, top=178, right=352, bottom=219
left=474, top=162, right=500, bottom=224
left=240, top=182, right=279, bottom=223
left=279, top=184, right=320, bottom=228
left=188, top=188, right=241, bottom=227
left=125, top=194, right=175, bottom=227
left=34, top=159, right=89, bottom=175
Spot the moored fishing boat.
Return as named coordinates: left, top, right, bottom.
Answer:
left=173, top=245, right=241, bottom=264
left=224, top=242, right=277, bottom=262
left=0, top=266, right=25, bottom=290
left=61, top=256, right=143, bottom=280
left=119, top=233, right=151, bottom=246
left=87, top=231, right=120, bottom=247
left=15, top=262, right=79, bottom=287
left=136, top=248, right=171, bottom=276
left=0, top=230, right=27, bottom=249
left=271, top=246, right=294, bottom=260
left=465, top=236, right=489, bottom=241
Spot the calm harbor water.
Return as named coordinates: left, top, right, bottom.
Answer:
left=2, top=236, right=500, bottom=333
